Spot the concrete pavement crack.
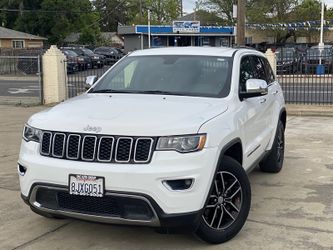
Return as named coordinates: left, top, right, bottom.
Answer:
left=11, top=222, right=72, bottom=250
left=248, top=219, right=333, bottom=234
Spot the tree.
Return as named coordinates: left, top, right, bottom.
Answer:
left=195, top=0, right=234, bottom=25
left=93, top=0, right=134, bottom=32
left=145, top=0, right=181, bottom=24
left=12, top=0, right=101, bottom=45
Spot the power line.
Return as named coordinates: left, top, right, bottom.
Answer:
left=0, top=8, right=98, bottom=14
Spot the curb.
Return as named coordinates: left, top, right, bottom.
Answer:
left=0, top=76, right=39, bottom=81
left=287, top=104, right=333, bottom=117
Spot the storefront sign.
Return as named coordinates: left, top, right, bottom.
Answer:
left=173, top=21, right=200, bottom=33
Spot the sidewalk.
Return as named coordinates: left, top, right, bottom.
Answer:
left=287, top=104, right=333, bottom=117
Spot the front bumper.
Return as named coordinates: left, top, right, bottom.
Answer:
left=21, top=184, right=202, bottom=229
left=18, top=140, right=219, bottom=226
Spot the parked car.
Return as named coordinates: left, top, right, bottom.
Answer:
left=71, top=47, right=105, bottom=68
left=276, top=47, right=300, bottom=74
left=19, top=47, right=286, bottom=244
left=302, top=45, right=333, bottom=74
left=61, top=50, right=79, bottom=73
left=62, top=47, right=92, bottom=70
left=94, top=47, right=124, bottom=64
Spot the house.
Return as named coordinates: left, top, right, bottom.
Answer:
left=0, top=26, right=47, bottom=48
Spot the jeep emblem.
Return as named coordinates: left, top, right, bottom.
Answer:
left=83, top=125, right=102, bottom=133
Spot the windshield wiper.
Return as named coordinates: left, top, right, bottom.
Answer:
left=91, top=89, right=184, bottom=96
left=137, top=90, right=183, bottom=95
left=91, top=89, right=136, bottom=94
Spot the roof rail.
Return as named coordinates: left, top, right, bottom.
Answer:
left=232, top=45, right=257, bottom=50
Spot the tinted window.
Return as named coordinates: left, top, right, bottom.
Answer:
left=261, top=57, right=275, bottom=84
left=252, top=56, right=266, bottom=81
left=92, top=55, right=232, bottom=98
left=82, top=48, right=94, bottom=56
left=239, top=56, right=255, bottom=92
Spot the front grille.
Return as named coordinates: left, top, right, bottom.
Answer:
left=57, top=192, right=121, bottom=216
left=40, top=131, right=155, bottom=164
left=35, top=187, right=155, bottom=220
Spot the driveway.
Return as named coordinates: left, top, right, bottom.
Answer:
left=0, top=105, right=332, bottom=249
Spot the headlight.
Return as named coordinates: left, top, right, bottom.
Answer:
left=23, top=124, right=42, bottom=142
left=93, top=56, right=99, bottom=59
left=156, top=134, right=206, bottom=153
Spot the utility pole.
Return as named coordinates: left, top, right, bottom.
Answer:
left=139, top=0, right=143, bottom=23
left=236, top=0, right=245, bottom=45
left=319, top=0, right=325, bottom=65
left=180, top=0, right=183, bottom=17
left=148, top=9, right=151, bottom=48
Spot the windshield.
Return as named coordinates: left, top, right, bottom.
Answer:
left=66, top=50, right=78, bottom=57
left=90, top=55, right=232, bottom=98
left=82, top=48, right=94, bottom=56
left=276, top=49, right=295, bottom=60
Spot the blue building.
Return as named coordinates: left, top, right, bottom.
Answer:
left=118, top=23, right=235, bottom=52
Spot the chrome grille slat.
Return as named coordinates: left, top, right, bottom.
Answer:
left=40, top=132, right=52, bottom=155
left=40, top=132, right=154, bottom=164
left=134, top=138, right=154, bottom=163
left=115, top=137, right=133, bottom=163
left=52, top=133, right=66, bottom=158
left=81, top=135, right=97, bottom=161
left=66, top=134, right=81, bottom=160
left=97, top=136, right=114, bottom=162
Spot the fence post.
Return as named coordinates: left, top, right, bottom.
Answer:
left=42, top=45, right=67, bottom=104
left=265, top=49, right=277, bottom=76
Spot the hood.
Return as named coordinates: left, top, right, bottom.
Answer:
left=28, top=94, right=228, bottom=136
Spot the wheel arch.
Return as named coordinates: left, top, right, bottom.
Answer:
left=201, top=138, right=243, bottom=213
left=279, top=108, right=287, bottom=130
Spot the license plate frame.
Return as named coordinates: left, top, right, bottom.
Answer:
left=68, top=174, right=105, bottom=197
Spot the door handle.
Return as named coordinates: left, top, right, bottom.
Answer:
left=272, top=90, right=279, bottom=95
left=259, top=98, right=266, bottom=104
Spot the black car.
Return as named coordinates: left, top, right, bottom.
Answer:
left=62, top=47, right=92, bottom=70
left=72, top=48, right=105, bottom=68
left=303, top=45, right=333, bottom=74
left=276, top=47, right=300, bottom=74
left=94, top=47, right=124, bottom=65
left=62, top=50, right=79, bottom=73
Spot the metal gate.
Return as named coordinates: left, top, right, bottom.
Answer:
left=276, top=47, right=333, bottom=105
left=66, top=64, right=112, bottom=98
left=0, top=56, right=42, bottom=105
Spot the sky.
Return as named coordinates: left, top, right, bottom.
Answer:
left=183, top=0, right=196, bottom=13
left=182, top=0, right=333, bottom=14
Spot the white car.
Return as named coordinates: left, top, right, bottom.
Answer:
left=18, top=47, right=286, bottom=244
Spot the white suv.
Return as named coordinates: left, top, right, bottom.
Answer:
left=18, top=47, right=286, bottom=244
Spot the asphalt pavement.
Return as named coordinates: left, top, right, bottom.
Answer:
left=0, top=105, right=333, bottom=249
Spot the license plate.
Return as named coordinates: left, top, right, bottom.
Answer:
left=69, top=174, right=104, bottom=197
left=97, top=61, right=101, bottom=63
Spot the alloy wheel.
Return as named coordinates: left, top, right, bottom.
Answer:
left=202, top=171, right=243, bottom=230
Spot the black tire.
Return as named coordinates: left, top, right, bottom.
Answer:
left=260, top=120, right=285, bottom=173
left=30, top=206, right=65, bottom=219
left=196, top=156, right=251, bottom=244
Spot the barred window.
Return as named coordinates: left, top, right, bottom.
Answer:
left=12, top=40, right=24, bottom=49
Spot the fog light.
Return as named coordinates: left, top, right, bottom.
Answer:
left=18, top=164, right=27, bottom=176
left=163, top=179, right=194, bottom=191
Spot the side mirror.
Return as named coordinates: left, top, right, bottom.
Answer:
left=240, top=79, right=268, bottom=99
left=85, top=75, right=97, bottom=90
